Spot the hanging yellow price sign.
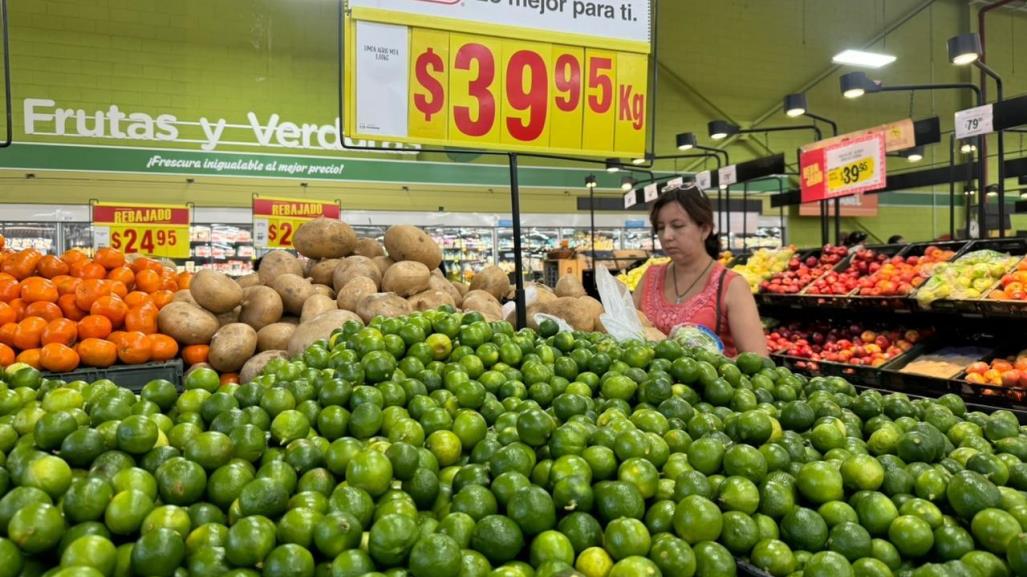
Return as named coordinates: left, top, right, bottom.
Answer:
left=92, top=202, right=191, bottom=259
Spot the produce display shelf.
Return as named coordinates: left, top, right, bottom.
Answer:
left=770, top=349, right=910, bottom=388
left=42, top=360, right=183, bottom=392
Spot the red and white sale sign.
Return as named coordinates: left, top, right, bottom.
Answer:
left=801, top=132, right=887, bottom=203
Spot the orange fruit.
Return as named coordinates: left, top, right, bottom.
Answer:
left=41, top=318, right=77, bottom=347
left=91, top=295, right=128, bottom=328
left=36, top=256, right=69, bottom=279
left=20, top=277, right=58, bottom=303
left=148, top=334, right=178, bottom=362
left=78, top=315, right=113, bottom=340
left=176, top=272, right=193, bottom=290
left=54, top=275, right=80, bottom=296
left=24, top=302, right=62, bottom=322
left=76, top=262, right=107, bottom=280
left=181, top=344, right=209, bottom=366
left=151, top=290, right=174, bottom=310
left=106, top=266, right=135, bottom=289
left=0, top=343, right=14, bottom=366
left=0, top=277, right=20, bottom=301
left=2, top=249, right=42, bottom=280
left=220, top=373, right=240, bottom=385
left=39, top=342, right=79, bottom=372
left=57, top=294, right=85, bottom=322
left=77, top=338, right=117, bottom=368
left=117, top=331, right=151, bottom=365
left=124, top=291, right=152, bottom=308
left=0, top=322, right=16, bottom=347
left=74, top=279, right=109, bottom=311
left=15, top=348, right=41, bottom=368
left=13, top=316, right=48, bottom=350
left=125, top=304, right=158, bottom=335
left=61, top=250, right=89, bottom=266
left=94, top=248, right=125, bottom=270
left=134, top=269, right=162, bottom=293
left=0, top=302, right=15, bottom=325
left=7, top=299, right=25, bottom=321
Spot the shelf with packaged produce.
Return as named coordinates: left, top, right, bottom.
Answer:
left=184, top=224, right=255, bottom=276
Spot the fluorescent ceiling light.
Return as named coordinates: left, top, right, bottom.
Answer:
left=832, top=49, right=896, bottom=69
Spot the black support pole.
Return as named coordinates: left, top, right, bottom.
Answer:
left=949, top=133, right=956, bottom=240
left=509, top=153, right=526, bottom=329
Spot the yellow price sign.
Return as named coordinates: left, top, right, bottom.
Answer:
left=346, top=1, right=651, bottom=158
left=253, top=197, right=341, bottom=250
left=92, top=203, right=190, bottom=259
left=828, top=157, right=876, bottom=191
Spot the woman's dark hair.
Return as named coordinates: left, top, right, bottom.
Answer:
left=843, top=231, right=868, bottom=246
left=650, top=185, right=719, bottom=259
left=887, top=234, right=906, bottom=245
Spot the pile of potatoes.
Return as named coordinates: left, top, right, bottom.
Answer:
left=158, top=218, right=515, bottom=382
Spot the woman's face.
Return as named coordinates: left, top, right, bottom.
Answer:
left=655, top=201, right=710, bottom=261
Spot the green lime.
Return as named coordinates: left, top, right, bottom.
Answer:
left=804, top=551, right=854, bottom=577
left=131, top=528, right=185, bottom=577
left=750, top=539, right=796, bottom=577
left=470, top=514, right=524, bottom=565
left=971, top=507, right=1021, bottom=555
left=888, top=514, right=934, bottom=558
left=781, top=507, right=828, bottom=552
left=263, top=544, right=314, bottom=577
left=603, top=518, right=651, bottom=560
left=507, top=485, right=555, bottom=536
left=673, top=495, right=722, bottom=544
left=828, top=522, right=872, bottom=561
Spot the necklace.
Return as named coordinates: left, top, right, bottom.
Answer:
left=671, top=259, right=714, bottom=304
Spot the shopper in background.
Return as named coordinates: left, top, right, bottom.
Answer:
left=843, top=231, right=868, bottom=247
left=888, top=234, right=907, bottom=245
left=633, top=186, right=768, bottom=357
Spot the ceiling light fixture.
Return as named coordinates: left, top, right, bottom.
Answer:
left=783, top=94, right=807, bottom=118
left=840, top=71, right=873, bottom=99
left=904, top=146, right=924, bottom=162
left=832, top=49, right=897, bottom=69
left=948, top=33, right=983, bottom=66
left=708, top=120, right=738, bottom=141
left=621, top=176, right=636, bottom=192
left=605, top=158, right=620, bottom=173
left=585, top=175, right=597, bottom=189
left=675, top=132, right=697, bottom=150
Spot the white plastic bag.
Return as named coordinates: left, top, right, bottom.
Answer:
left=532, top=312, right=574, bottom=333
left=595, top=266, right=645, bottom=342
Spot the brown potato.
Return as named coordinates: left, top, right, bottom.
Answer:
left=236, top=273, right=262, bottom=288
left=332, top=256, right=382, bottom=292
left=356, top=293, right=412, bottom=324
left=258, top=250, right=304, bottom=285
left=208, top=323, right=258, bottom=373
left=470, top=265, right=511, bottom=301
left=216, top=307, right=240, bottom=328
left=579, top=295, right=604, bottom=321
left=157, top=301, right=219, bottom=345
left=312, top=285, right=335, bottom=299
left=408, top=289, right=455, bottom=312
left=257, top=322, right=297, bottom=352
left=190, top=269, right=244, bottom=314
left=337, top=276, right=378, bottom=312
left=462, top=290, right=502, bottom=321
left=545, top=296, right=594, bottom=331
left=555, top=275, right=586, bottom=298
left=173, top=289, right=198, bottom=306
left=309, top=258, right=341, bottom=286
left=384, top=225, right=442, bottom=269
left=372, top=256, right=395, bottom=277
left=454, top=282, right=469, bottom=296
left=240, top=350, right=289, bottom=384
left=353, top=238, right=386, bottom=258
left=271, top=274, right=315, bottom=316
left=293, top=217, right=357, bottom=259
left=429, top=276, right=463, bottom=307
left=301, top=294, right=337, bottom=323
left=239, top=286, right=283, bottom=330
left=382, top=261, right=431, bottom=297
left=287, top=309, right=363, bottom=357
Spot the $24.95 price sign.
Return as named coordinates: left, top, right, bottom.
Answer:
left=91, top=203, right=190, bottom=259
left=800, top=132, right=887, bottom=203
left=253, top=197, right=342, bottom=250
left=346, top=4, right=650, bottom=158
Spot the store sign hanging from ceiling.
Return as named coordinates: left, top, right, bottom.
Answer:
left=91, top=202, right=191, bottom=259
left=343, top=0, right=652, bottom=158
left=800, top=132, right=889, bottom=203
left=252, top=196, right=342, bottom=250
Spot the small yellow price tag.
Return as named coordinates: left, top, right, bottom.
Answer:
left=828, top=157, right=876, bottom=192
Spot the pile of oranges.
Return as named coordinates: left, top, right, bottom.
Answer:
left=0, top=237, right=198, bottom=373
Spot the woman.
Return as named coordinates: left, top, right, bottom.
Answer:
left=633, top=186, right=768, bottom=357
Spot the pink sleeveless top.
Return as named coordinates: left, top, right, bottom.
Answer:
left=640, top=262, right=738, bottom=357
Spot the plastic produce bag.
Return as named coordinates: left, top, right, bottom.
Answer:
left=595, top=266, right=645, bottom=342
left=915, top=249, right=1017, bottom=308
left=532, top=312, right=574, bottom=333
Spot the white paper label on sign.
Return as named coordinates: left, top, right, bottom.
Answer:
left=623, top=190, right=636, bottom=209
left=696, top=171, right=711, bottom=191
left=955, top=104, right=994, bottom=139
left=665, top=177, right=685, bottom=191
left=92, top=226, right=110, bottom=250
left=253, top=218, right=269, bottom=248
left=355, top=21, right=409, bottom=138
left=643, top=183, right=659, bottom=202
left=718, top=165, right=738, bottom=187
left=824, top=133, right=886, bottom=198
left=347, top=0, right=652, bottom=45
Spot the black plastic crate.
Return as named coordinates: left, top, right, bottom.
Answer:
left=847, top=242, right=969, bottom=312
left=42, top=360, right=184, bottom=392
left=756, top=247, right=849, bottom=305
left=918, top=238, right=1027, bottom=314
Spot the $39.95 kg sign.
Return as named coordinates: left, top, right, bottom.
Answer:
left=345, top=0, right=651, bottom=158
left=91, top=203, right=190, bottom=259
left=252, top=197, right=342, bottom=250
left=800, top=132, right=887, bottom=203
